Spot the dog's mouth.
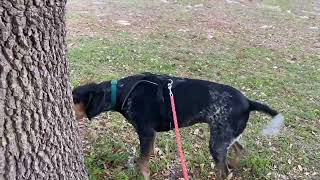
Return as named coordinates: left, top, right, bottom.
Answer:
left=74, top=103, right=87, bottom=121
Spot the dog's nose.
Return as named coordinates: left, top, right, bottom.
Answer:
left=75, top=113, right=86, bottom=121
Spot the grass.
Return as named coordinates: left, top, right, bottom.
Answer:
left=67, top=0, right=320, bottom=179
left=264, top=0, right=315, bottom=11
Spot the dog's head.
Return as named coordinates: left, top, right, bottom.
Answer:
left=72, top=82, right=111, bottom=120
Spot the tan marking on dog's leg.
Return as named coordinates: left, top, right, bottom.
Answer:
left=137, top=132, right=155, bottom=180
left=216, top=163, right=229, bottom=180
left=150, top=133, right=156, bottom=156
left=74, top=103, right=86, bottom=120
left=137, top=156, right=151, bottom=180
left=228, top=141, right=244, bottom=169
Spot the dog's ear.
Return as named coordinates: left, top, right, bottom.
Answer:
left=85, top=90, right=106, bottom=120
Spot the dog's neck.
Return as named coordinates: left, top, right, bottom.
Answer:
left=107, top=78, right=138, bottom=113
left=103, top=81, right=123, bottom=113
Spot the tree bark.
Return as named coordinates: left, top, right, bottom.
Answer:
left=0, top=0, right=87, bottom=179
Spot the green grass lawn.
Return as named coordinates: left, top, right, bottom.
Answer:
left=67, top=0, right=320, bottom=179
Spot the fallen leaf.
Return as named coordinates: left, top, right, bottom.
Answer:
left=155, top=147, right=163, bottom=155
left=162, top=170, right=170, bottom=177
left=207, top=34, right=214, bottom=39
left=194, top=4, right=204, bottom=8
left=259, top=25, right=273, bottom=29
left=104, top=162, right=111, bottom=169
left=309, top=26, right=319, bottom=30
left=116, top=20, right=131, bottom=26
left=194, top=129, right=200, bottom=135
left=313, top=42, right=320, bottom=48
left=200, top=163, right=205, bottom=170
left=211, top=162, right=215, bottom=169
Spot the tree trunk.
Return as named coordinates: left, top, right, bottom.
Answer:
left=0, top=0, right=87, bottom=179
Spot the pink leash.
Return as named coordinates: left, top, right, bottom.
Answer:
left=168, top=80, right=189, bottom=180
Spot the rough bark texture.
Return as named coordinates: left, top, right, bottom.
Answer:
left=0, top=0, right=87, bottom=179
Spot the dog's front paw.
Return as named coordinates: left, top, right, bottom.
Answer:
left=137, top=158, right=151, bottom=180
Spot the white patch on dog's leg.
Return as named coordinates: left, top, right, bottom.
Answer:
left=228, top=135, right=242, bottom=150
left=262, top=114, right=284, bottom=136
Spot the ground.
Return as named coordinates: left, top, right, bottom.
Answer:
left=66, top=0, right=320, bottom=179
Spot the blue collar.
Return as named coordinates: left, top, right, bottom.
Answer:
left=110, top=80, right=117, bottom=110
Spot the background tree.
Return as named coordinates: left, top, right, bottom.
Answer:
left=0, top=0, right=87, bottom=179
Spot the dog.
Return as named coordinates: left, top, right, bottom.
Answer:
left=72, top=72, right=284, bottom=179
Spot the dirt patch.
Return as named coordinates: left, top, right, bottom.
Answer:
left=67, top=0, right=319, bottom=54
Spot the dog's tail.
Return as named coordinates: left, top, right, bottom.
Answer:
left=249, top=100, right=284, bottom=136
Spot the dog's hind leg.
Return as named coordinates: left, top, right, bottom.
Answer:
left=137, top=129, right=156, bottom=180
left=228, top=141, right=244, bottom=169
left=227, top=113, right=248, bottom=170
left=209, top=126, right=234, bottom=180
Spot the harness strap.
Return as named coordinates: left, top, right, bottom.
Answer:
left=121, top=80, right=158, bottom=110
left=111, top=80, right=117, bottom=109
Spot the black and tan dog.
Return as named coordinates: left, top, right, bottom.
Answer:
left=72, top=73, right=284, bottom=179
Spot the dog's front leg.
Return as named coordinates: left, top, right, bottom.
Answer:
left=137, top=129, right=156, bottom=180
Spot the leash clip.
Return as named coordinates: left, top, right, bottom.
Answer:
left=168, top=79, right=173, bottom=96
